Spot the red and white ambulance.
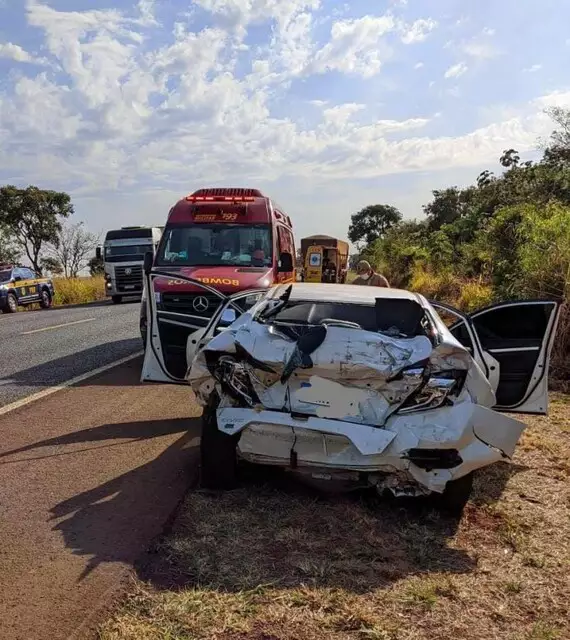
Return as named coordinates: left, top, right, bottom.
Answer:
left=140, top=187, right=296, bottom=382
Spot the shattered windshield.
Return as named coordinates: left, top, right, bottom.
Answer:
left=156, top=223, right=273, bottom=268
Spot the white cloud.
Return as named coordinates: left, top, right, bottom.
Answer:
left=524, top=64, right=542, bottom=73
left=312, top=15, right=396, bottom=77
left=414, top=62, right=424, bottom=69
left=444, top=62, right=468, bottom=79
left=400, top=18, right=437, bottom=44
left=0, top=42, right=48, bottom=65
left=0, top=0, right=567, bottom=226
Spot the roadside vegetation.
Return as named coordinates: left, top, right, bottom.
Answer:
left=348, top=107, right=570, bottom=388
left=52, top=276, right=106, bottom=306
left=100, top=396, right=570, bottom=640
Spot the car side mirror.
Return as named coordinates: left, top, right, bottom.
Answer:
left=219, top=307, right=237, bottom=327
left=14, top=276, right=22, bottom=282
left=95, top=246, right=102, bottom=260
left=143, top=251, right=154, bottom=275
left=278, top=251, right=293, bottom=273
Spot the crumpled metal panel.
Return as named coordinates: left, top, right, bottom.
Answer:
left=187, top=313, right=526, bottom=493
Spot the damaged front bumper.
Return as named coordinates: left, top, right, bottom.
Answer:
left=217, top=402, right=525, bottom=494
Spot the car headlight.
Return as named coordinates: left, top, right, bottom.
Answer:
left=397, top=367, right=467, bottom=414
left=0, top=284, right=7, bottom=291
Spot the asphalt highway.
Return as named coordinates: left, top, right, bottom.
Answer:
left=0, top=300, right=143, bottom=408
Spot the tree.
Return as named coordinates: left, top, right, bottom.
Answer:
left=0, top=227, right=20, bottom=265
left=0, top=185, right=73, bottom=274
left=500, top=148, right=520, bottom=168
left=48, top=222, right=99, bottom=278
left=348, top=204, right=402, bottom=246
left=543, top=106, right=570, bottom=166
left=40, top=256, right=64, bottom=276
left=88, top=254, right=105, bottom=276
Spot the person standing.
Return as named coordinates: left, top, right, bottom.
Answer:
left=352, top=260, right=390, bottom=287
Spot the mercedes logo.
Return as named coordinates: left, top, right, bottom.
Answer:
left=193, top=296, right=209, bottom=312
left=125, top=268, right=132, bottom=275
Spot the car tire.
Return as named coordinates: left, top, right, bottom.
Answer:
left=39, top=289, right=52, bottom=309
left=435, top=472, right=474, bottom=514
left=4, top=293, right=18, bottom=313
left=112, top=295, right=123, bottom=304
left=200, top=395, right=239, bottom=490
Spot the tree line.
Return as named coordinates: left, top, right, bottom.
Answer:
left=347, top=107, right=570, bottom=382
left=0, top=186, right=103, bottom=277
left=348, top=107, right=570, bottom=302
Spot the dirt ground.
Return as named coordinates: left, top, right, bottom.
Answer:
left=99, top=395, right=570, bottom=640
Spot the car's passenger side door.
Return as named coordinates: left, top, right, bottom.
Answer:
left=431, top=300, right=561, bottom=415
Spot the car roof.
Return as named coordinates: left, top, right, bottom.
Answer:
left=271, top=283, right=425, bottom=306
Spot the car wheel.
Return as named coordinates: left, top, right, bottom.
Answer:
left=39, top=289, right=52, bottom=309
left=4, top=293, right=18, bottom=313
left=112, top=295, right=123, bottom=304
left=435, top=472, right=474, bottom=515
left=200, top=395, right=239, bottom=490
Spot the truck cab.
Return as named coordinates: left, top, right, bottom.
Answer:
left=140, top=187, right=296, bottom=381
left=97, top=226, right=163, bottom=304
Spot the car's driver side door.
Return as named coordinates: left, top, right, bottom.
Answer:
left=141, top=268, right=267, bottom=385
left=430, top=299, right=561, bottom=415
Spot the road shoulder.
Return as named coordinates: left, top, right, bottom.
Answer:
left=0, top=357, right=199, bottom=640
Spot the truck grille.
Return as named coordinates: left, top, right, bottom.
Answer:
left=115, top=265, right=143, bottom=292
left=161, top=293, right=223, bottom=317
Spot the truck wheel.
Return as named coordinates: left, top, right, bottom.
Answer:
left=435, top=472, right=474, bottom=515
left=39, top=289, right=52, bottom=309
left=4, top=293, right=18, bottom=313
left=112, top=295, right=123, bottom=304
left=200, top=396, right=239, bottom=490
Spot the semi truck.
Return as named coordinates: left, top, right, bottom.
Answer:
left=300, top=235, right=349, bottom=283
left=140, top=187, right=296, bottom=381
left=96, top=226, right=163, bottom=304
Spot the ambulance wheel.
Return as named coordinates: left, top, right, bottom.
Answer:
left=200, top=395, right=239, bottom=490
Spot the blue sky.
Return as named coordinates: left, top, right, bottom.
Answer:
left=1, top=0, right=570, bottom=243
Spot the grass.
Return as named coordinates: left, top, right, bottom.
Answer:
left=52, top=276, right=106, bottom=306
left=99, top=395, right=570, bottom=640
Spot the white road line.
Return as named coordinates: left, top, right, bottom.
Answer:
left=0, top=351, right=144, bottom=417
left=21, top=318, right=96, bottom=335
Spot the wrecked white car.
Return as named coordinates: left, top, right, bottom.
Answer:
left=142, top=276, right=560, bottom=512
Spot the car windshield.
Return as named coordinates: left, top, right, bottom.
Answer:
left=0, top=270, right=12, bottom=283
left=156, top=224, right=273, bottom=268
left=105, top=244, right=152, bottom=257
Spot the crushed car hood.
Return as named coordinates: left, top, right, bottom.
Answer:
left=188, top=313, right=497, bottom=427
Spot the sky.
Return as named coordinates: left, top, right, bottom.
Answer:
left=1, top=0, right=570, bottom=243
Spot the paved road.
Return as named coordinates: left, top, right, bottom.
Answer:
left=0, top=300, right=142, bottom=407
left=0, top=357, right=200, bottom=640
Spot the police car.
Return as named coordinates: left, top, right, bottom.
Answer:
left=0, top=265, right=55, bottom=313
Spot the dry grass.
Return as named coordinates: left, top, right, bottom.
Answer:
left=100, top=396, right=570, bottom=640
left=52, top=276, right=106, bottom=306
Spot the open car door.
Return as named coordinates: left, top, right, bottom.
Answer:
left=431, top=299, right=561, bottom=415
left=141, top=269, right=266, bottom=384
